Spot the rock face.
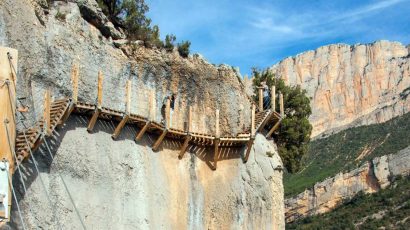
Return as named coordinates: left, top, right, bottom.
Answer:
left=269, top=41, right=410, bottom=137
left=0, top=0, right=251, bottom=136
left=285, top=146, right=410, bottom=223
left=0, top=0, right=284, bottom=229
left=8, top=118, right=284, bottom=229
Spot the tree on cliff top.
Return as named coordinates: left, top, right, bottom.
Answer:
left=252, top=69, right=312, bottom=173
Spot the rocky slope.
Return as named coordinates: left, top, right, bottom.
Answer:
left=0, top=0, right=285, bottom=229
left=285, top=146, right=410, bottom=223
left=269, top=41, right=410, bottom=137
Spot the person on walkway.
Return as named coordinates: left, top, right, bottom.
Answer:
left=261, top=81, right=270, bottom=110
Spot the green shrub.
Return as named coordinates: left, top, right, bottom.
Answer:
left=177, top=41, right=191, bottom=58
left=164, top=34, right=176, bottom=52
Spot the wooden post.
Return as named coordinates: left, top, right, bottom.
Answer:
left=280, top=93, right=284, bottom=117
left=60, top=63, right=79, bottom=125
left=244, top=104, right=256, bottom=163
left=43, top=90, right=52, bottom=136
left=149, top=89, right=156, bottom=121
left=0, top=47, right=18, bottom=222
left=251, top=104, right=256, bottom=136
left=178, top=106, right=192, bottom=159
left=87, top=71, right=103, bottom=132
left=126, top=80, right=131, bottom=114
left=258, top=87, right=263, bottom=111
left=97, top=71, right=103, bottom=106
left=271, top=85, right=276, bottom=111
left=71, top=63, right=79, bottom=104
left=165, top=97, right=171, bottom=129
left=213, top=109, right=220, bottom=170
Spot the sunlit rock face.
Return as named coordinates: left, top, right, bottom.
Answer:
left=269, top=41, right=410, bottom=137
left=9, top=118, right=284, bottom=229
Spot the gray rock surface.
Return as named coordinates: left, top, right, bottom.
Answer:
left=0, top=0, right=251, bottom=135
left=8, top=117, right=284, bottom=229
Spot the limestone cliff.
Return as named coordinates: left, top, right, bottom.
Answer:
left=8, top=118, right=284, bottom=229
left=0, top=0, right=251, bottom=136
left=0, top=0, right=285, bottom=229
left=269, top=41, right=410, bottom=137
left=285, top=146, right=410, bottom=223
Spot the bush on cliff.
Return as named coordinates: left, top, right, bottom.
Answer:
left=252, top=69, right=312, bottom=173
left=97, top=0, right=191, bottom=56
left=177, top=41, right=191, bottom=58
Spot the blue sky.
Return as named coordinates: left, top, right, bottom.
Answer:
left=147, top=0, right=410, bottom=77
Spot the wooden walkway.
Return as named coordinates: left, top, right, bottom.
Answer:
left=14, top=97, right=281, bottom=170
left=14, top=65, right=283, bottom=171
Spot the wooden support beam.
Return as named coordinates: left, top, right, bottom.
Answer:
left=251, top=104, right=256, bottom=136
left=97, top=71, right=103, bottom=107
left=135, top=121, right=151, bottom=141
left=71, top=63, right=79, bottom=104
left=271, top=85, right=276, bottom=112
left=43, top=90, right=52, bottom=136
left=178, top=135, right=191, bottom=159
left=243, top=138, right=254, bottom=163
left=280, top=92, right=284, bottom=117
left=111, top=115, right=129, bottom=140
left=152, top=129, right=168, bottom=151
left=125, top=80, right=131, bottom=114
left=87, top=108, right=100, bottom=133
left=258, top=87, right=264, bottom=111
left=266, top=119, right=282, bottom=138
left=213, top=138, right=220, bottom=170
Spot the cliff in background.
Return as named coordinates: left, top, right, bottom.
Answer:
left=269, top=41, right=410, bottom=137
left=285, top=146, right=410, bottom=223
left=0, top=0, right=284, bottom=229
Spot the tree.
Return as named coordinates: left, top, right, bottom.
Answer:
left=177, top=41, right=191, bottom=58
left=252, top=69, right=312, bottom=172
left=164, top=34, right=176, bottom=52
left=121, top=0, right=152, bottom=42
left=96, top=0, right=123, bottom=27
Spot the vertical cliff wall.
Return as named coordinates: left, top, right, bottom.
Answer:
left=8, top=117, right=284, bottom=229
left=269, top=41, right=410, bottom=137
left=0, top=0, right=251, bottom=136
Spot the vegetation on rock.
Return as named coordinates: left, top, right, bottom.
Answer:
left=96, top=0, right=190, bottom=57
left=284, top=112, right=410, bottom=197
left=252, top=69, right=312, bottom=173
left=287, top=175, right=410, bottom=229
left=177, top=41, right=191, bottom=58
